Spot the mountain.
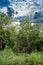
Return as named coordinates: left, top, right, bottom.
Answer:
left=0, top=0, right=43, bottom=22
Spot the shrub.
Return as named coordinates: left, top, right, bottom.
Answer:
left=0, top=49, right=43, bottom=65
left=13, top=23, right=43, bottom=53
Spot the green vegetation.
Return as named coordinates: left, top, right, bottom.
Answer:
left=0, top=13, right=43, bottom=65
left=0, top=49, right=43, bottom=65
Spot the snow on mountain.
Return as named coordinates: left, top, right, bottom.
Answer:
left=0, top=0, right=43, bottom=22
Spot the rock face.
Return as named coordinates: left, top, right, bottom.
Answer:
left=0, top=0, right=43, bottom=22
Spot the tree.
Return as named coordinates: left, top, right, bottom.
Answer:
left=13, top=22, right=43, bottom=53
left=0, top=13, right=11, bottom=49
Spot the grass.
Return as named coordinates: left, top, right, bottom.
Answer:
left=0, top=48, right=43, bottom=65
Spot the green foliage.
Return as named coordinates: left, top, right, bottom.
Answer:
left=0, top=13, right=11, bottom=49
left=0, top=49, right=43, bottom=65
left=0, top=49, right=15, bottom=65
left=13, top=23, right=43, bottom=53
left=0, top=13, right=11, bottom=27
left=0, top=13, right=43, bottom=53
left=6, top=26, right=17, bottom=48
left=0, top=14, right=43, bottom=65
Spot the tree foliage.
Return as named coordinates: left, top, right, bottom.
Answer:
left=0, top=13, right=11, bottom=49
left=0, top=14, right=43, bottom=53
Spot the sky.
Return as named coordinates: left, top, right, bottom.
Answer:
left=0, top=0, right=43, bottom=22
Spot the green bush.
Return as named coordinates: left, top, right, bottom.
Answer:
left=0, top=13, right=43, bottom=53
left=0, top=49, right=43, bottom=65
left=13, top=23, right=43, bottom=53
left=0, top=13, right=11, bottom=50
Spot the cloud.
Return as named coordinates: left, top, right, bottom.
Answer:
left=0, top=0, right=43, bottom=22
left=0, top=7, right=7, bottom=14
left=32, top=10, right=43, bottom=23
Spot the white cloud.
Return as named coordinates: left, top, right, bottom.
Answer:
left=9, top=0, right=43, bottom=17
left=0, top=7, right=7, bottom=14
left=10, top=1, right=31, bottom=17
left=0, top=0, right=43, bottom=21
